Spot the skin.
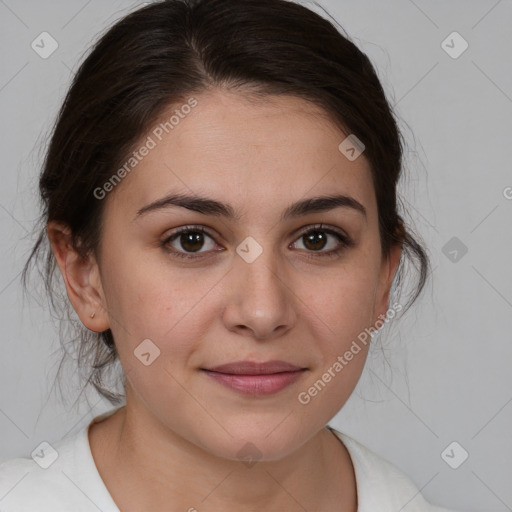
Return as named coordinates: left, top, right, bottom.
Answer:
left=48, top=89, right=402, bottom=512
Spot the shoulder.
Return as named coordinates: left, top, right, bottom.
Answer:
left=329, top=428, right=461, bottom=512
left=0, top=431, right=80, bottom=511
left=0, top=412, right=120, bottom=512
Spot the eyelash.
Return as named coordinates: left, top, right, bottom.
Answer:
left=161, top=224, right=354, bottom=261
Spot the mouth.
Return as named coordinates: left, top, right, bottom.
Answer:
left=201, top=360, right=308, bottom=396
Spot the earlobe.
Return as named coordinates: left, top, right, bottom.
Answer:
left=47, top=221, right=110, bottom=332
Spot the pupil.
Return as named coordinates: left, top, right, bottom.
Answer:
left=182, top=232, right=203, bottom=252
left=305, top=231, right=326, bottom=251
left=179, top=230, right=327, bottom=253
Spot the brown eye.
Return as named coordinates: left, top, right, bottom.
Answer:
left=162, top=226, right=218, bottom=259
left=178, top=231, right=206, bottom=252
left=302, top=230, right=329, bottom=251
left=291, top=224, right=353, bottom=258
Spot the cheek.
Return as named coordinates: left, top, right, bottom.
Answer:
left=303, top=260, right=380, bottom=343
left=296, top=256, right=380, bottom=401
left=296, top=278, right=376, bottom=419
left=99, top=249, right=214, bottom=364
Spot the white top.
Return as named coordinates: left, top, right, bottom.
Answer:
left=0, top=407, right=458, bottom=512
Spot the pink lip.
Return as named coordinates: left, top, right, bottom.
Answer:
left=202, top=360, right=307, bottom=395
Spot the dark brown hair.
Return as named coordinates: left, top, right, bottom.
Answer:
left=24, top=0, right=430, bottom=405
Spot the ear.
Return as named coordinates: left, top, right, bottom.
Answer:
left=47, top=221, right=110, bottom=332
left=371, top=241, right=403, bottom=326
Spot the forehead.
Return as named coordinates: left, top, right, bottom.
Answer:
left=107, top=89, right=375, bottom=220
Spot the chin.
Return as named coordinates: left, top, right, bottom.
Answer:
left=192, top=416, right=317, bottom=464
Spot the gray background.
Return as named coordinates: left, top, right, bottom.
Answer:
left=0, top=1, right=511, bottom=511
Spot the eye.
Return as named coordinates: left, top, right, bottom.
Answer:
left=161, top=223, right=354, bottom=261
left=290, top=224, right=353, bottom=258
left=161, top=226, right=219, bottom=259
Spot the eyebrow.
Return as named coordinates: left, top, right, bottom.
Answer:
left=135, top=192, right=366, bottom=221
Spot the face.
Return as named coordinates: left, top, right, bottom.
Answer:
left=79, top=89, right=400, bottom=461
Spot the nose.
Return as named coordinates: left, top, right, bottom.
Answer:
left=221, top=244, right=297, bottom=341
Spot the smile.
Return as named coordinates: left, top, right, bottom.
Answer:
left=201, top=360, right=308, bottom=396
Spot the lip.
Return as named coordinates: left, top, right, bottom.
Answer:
left=201, top=360, right=307, bottom=396
left=206, top=360, right=303, bottom=375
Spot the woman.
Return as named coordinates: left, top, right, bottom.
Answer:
left=0, top=0, right=460, bottom=510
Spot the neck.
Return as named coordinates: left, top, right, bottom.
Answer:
left=89, top=402, right=357, bottom=512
